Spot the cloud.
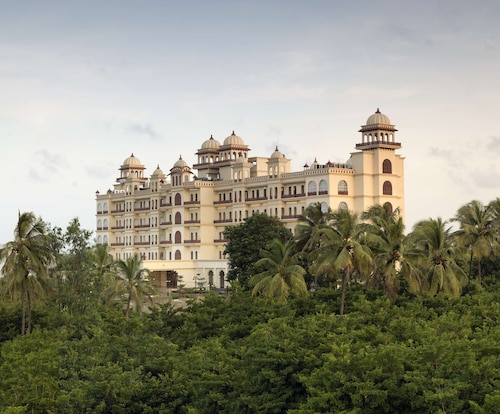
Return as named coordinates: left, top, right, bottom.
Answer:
left=28, top=149, right=68, bottom=182
left=126, top=122, right=160, bottom=139
left=485, top=135, right=500, bottom=153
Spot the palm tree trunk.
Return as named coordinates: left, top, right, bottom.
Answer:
left=27, top=289, right=32, bottom=334
left=339, top=271, right=349, bottom=316
left=477, top=259, right=482, bottom=286
left=21, top=278, right=26, bottom=336
left=126, top=295, right=132, bottom=317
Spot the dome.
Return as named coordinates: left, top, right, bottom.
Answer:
left=201, top=135, right=221, bottom=150
left=122, top=153, right=142, bottom=167
left=270, top=146, right=284, bottom=159
left=151, top=164, right=164, bottom=177
left=223, top=130, right=245, bottom=146
left=366, top=108, right=391, bottom=126
left=173, top=155, right=188, bottom=168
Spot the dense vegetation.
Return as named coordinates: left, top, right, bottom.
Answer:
left=0, top=199, right=499, bottom=413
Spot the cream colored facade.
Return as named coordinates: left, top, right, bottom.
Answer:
left=95, top=109, right=404, bottom=291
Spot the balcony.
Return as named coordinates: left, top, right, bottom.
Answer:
left=184, top=200, right=200, bottom=205
left=184, top=220, right=201, bottom=224
left=185, top=240, right=201, bottom=244
left=214, top=199, right=233, bottom=205
left=214, top=219, right=233, bottom=224
left=214, top=239, right=229, bottom=243
left=160, top=240, right=172, bottom=244
left=281, top=193, right=306, bottom=199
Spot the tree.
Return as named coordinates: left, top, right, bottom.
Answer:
left=250, top=239, right=307, bottom=303
left=362, top=205, right=421, bottom=300
left=311, top=208, right=373, bottom=315
left=453, top=200, right=496, bottom=285
left=0, top=212, right=54, bottom=335
left=407, top=218, right=467, bottom=297
left=223, top=213, right=292, bottom=288
left=105, top=255, right=156, bottom=317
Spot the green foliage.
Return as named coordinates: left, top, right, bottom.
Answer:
left=223, top=213, right=292, bottom=287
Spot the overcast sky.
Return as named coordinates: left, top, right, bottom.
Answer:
left=1, top=0, right=499, bottom=243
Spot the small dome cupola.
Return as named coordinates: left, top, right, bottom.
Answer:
left=117, top=152, right=146, bottom=182
left=356, top=108, right=401, bottom=151
left=201, top=134, right=221, bottom=150
left=223, top=130, right=245, bottom=146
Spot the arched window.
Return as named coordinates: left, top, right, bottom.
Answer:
left=383, top=181, right=393, bottom=195
left=321, top=202, right=329, bottom=214
left=103, top=202, right=108, bottom=212
left=103, top=235, right=108, bottom=244
left=338, top=201, right=348, bottom=210
left=307, top=181, right=317, bottom=194
left=319, top=179, right=328, bottom=194
left=384, top=202, right=393, bottom=214
left=97, top=219, right=102, bottom=228
left=383, top=159, right=392, bottom=174
left=175, top=212, right=182, bottom=224
left=174, top=250, right=181, bottom=260
left=338, top=180, right=348, bottom=195
left=219, top=271, right=225, bottom=289
left=175, top=231, right=182, bottom=243
left=175, top=193, right=182, bottom=205
left=208, top=270, right=214, bottom=287
left=103, top=219, right=108, bottom=229
left=97, top=235, right=102, bottom=244
left=97, top=203, right=102, bottom=213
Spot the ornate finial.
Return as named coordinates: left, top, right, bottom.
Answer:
left=179, top=155, right=182, bottom=159
left=275, top=145, right=279, bottom=151
left=376, top=108, right=380, bottom=113
left=210, top=134, right=214, bottom=139
left=131, top=153, right=135, bottom=157
left=232, top=130, right=236, bottom=135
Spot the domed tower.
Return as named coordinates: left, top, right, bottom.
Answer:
left=218, top=131, right=250, bottom=181
left=170, top=156, right=192, bottom=187
left=116, top=153, right=148, bottom=193
left=150, top=164, right=166, bottom=192
left=267, top=146, right=290, bottom=178
left=194, top=135, right=221, bottom=180
left=350, top=108, right=404, bottom=219
left=356, top=108, right=401, bottom=150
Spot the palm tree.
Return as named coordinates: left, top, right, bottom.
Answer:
left=452, top=200, right=496, bottom=285
left=105, top=254, right=156, bottom=317
left=407, top=218, right=467, bottom=297
left=311, top=208, right=373, bottom=315
left=362, top=205, right=421, bottom=300
left=0, top=212, right=54, bottom=335
left=296, top=202, right=331, bottom=252
left=250, top=239, right=307, bottom=303
left=295, top=202, right=332, bottom=288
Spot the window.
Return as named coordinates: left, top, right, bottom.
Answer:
left=384, top=202, right=393, bottom=214
left=175, top=250, right=181, bottom=260
left=307, top=181, right=317, bottom=195
left=383, top=159, right=392, bottom=174
left=175, top=193, right=182, bottom=205
left=337, top=180, right=348, bottom=195
left=338, top=201, right=348, bottom=210
left=383, top=181, right=393, bottom=195
left=175, top=231, right=182, bottom=243
left=319, top=180, right=328, bottom=194
left=175, top=212, right=182, bottom=224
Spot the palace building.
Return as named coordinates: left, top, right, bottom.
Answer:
left=95, top=109, right=404, bottom=292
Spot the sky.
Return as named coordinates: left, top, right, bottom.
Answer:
left=1, top=0, right=499, bottom=243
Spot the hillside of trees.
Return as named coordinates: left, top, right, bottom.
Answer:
left=0, top=199, right=499, bottom=413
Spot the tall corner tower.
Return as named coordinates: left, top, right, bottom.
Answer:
left=351, top=109, right=405, bottom=220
